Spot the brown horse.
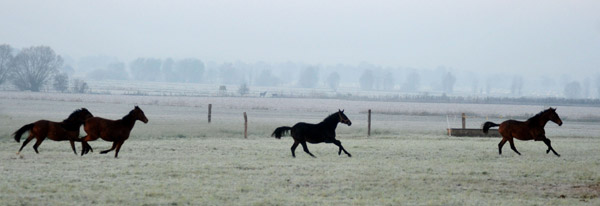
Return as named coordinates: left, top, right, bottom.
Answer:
left=483, top=107, right=563, bottom=156
left=271, top=110, right=352, bottom=158
left=80, top=106, right=148, bottom=158
left=13, top=108, right=93, bottom=155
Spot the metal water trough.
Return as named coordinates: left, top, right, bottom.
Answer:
left=447, top=113, right=501, bottom=137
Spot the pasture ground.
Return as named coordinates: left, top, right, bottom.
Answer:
left=1, top=92, right=599, bottom=205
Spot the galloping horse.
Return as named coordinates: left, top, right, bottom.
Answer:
left=80, top=106, right=148, bottom=158
left=272, top=109, right=352, bottom=157
left=483, top=107, right=563, bottom=156
left=13, top=108, right=93, bottom=155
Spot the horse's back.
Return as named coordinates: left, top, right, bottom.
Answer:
left=499, top=119, right=536, bottom=140
left=84, top=117, right=115, bottom=133
left=30, top=120, right=52, bottom=135
left=291, top=122, right=316, bottom=133
left=86, top=117, right=116, bottom=125
left=291, top=122, right=328, bottom=143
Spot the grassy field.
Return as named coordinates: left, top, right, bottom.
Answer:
left=1, top=92, right=599, bottom=205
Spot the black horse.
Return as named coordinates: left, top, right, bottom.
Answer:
left=272, top=110, right=352, bottom=157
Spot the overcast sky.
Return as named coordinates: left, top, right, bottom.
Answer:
left=1, top=0, right=599, bottom=76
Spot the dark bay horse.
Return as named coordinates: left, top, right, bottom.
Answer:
left=272, top=109, right=352, bottom=157
left=13, top=108, right=93, bottom=155
left=80, top=106, right=148, bottom=158
left=483, top=107, right=563, bottom=156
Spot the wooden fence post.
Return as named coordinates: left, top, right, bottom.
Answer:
left=243, top=112, right=248, bottom=138
left=208, top=104, right=212, bottom=123
left=461, top=113, right=466, bottom=129
left=368, top=109, right=371, bottom=137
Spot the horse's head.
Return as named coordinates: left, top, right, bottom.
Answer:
left=547, top=107, right=562, bottom=126
left=133, top=106, right=149, bottom=124
left=338, top=109, right=351, bottom=126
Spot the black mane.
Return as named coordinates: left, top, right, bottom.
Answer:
left=63, top=109, right=86, bottom=122
left=61, top=109, right=88, bottom=131
left=526, top=109, right=549, bottom=126
left=321, top=112, right=340, bottom=124
left=122, top=109, right=136, bottom=122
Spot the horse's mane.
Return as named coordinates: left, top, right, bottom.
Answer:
left=526, top=109, right=549, bottom=126
left=122, top=109, right=136, bottom=122
left=63, top=108, right=87, bottom=122
left=321, top=112, right=340, bottom=124
left=61, top=108, right=88, bottom=130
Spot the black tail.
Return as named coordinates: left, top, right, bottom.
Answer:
left=13, top=123, right=34, bottom=143
left=482, top=122, right=500, bottom=134
left=271, top=126, right=292, bottom=139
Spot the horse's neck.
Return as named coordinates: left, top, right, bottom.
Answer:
left=61, top=120, right=82, bottom=131
left=528, top=115, right=549, bottom=128
left=319, top=117, right=339, bottom=130
left=120, top=115, right=137, bottom=129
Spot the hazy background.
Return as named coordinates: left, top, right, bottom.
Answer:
left=1, top=0, right=599, bottom=98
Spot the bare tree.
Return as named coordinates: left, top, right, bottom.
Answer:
left=175, top=58, right=204, bottom=83
left=401, top=71, right=420, bottom=92
left=382, top=70, right=394, bottom=91
left=298, top=66, right=319, bottom=88
left=130, top=58, right=161, bottom=81
left=595, top=75, right=600, bottom=98
left=11, top=46, right=63, bottom=91
left=0, top=44, right=14, bottom=85
left=53, top=73, right=69, bottom=92
left=72, top=78, right=89, bottom=93
left=564, top=81, right=582, bottom=99
left=510, top=75, right=524, bottom=96
left=255, top=69, right=280, bottom=87
left=238, top=82, right=249, bottom=96
left=583, top=77, right=591, bottom=99
left=359, top=69, right=374, bottom=90
left=326, top=72, right=340, bottom=91
left=441, top=72, right=456, bottom=94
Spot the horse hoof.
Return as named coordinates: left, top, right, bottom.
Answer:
left=16, top=152, right=20, bottom=155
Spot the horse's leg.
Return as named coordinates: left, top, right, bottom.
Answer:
left=86, top=141, right=93, bottom=153
left=113, top=141, right=125, bottom=158
left=32, top=138, right=45, bottom=154
left=290, top=141, right=299, bottom=158
left=542, top=138, right=560, bottom=157
left=100, top=142, right=117, bottom=154
left=498, top=138, right=507, bottom=155
left=300, top=141, right=316, bottom=158
left=17, top=134, right=35, bottom=155
left=80, top=135, right=95, bottom=156
left=508, top=138, right=521, bottom=155
left=333, top=140, right=351, bottom=157
left=69, top=140, right=77, bottom=155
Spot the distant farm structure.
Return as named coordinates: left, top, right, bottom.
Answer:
left=447, top=113, right=500, bottom=137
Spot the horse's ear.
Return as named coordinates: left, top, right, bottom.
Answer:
left=341, top=109, right=344, bottom=113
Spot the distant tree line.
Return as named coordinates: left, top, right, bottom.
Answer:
left=0, top=44, right=88, bottom=93
left=3, top=43, right=599, bottom=100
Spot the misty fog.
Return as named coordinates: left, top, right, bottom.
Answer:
left=1, top=0, right=599, bottom=101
